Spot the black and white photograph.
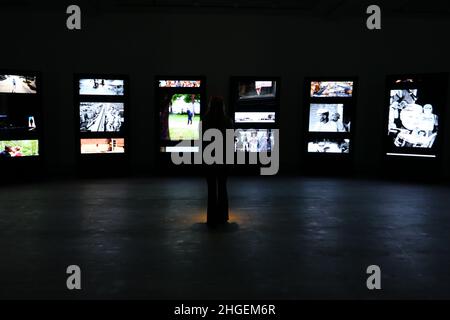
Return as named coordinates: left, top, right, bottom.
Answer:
left=234, top=112, right=276, bottom=123
left=0, top=75, right=37, bottom=94
left=80, top=102, right=124, bottom=133
left=308, top=139, right=350, bottom=153
left=234, top=129, right=274, bottom=152
left=388, top=89, right=438, bottom=149
left=79, top=79, right=124, bottom=96
left=309, top=104, right=349, bottom=132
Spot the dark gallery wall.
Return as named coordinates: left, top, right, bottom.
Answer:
left=2, top=2, right=450, bottom=179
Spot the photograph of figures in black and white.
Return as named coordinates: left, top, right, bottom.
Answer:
left=0, top=75, right=37, bottom=94
left=234, top=129, right=274, bottom=152
left=310, top=81, right=353, bottom=98
left=79, top=79, right=124, bottom=96
left=80, top=102, right=124, bottom=133
left=388, top=89, right=438, bottom=149
left=309, top=104, right=350, bottom=132
left=308, top=139, right=350, bottom=153
left=235, top=112, right=275, bottom=123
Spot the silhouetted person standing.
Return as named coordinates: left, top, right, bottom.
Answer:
left=202, top=96, right=233, bottom=225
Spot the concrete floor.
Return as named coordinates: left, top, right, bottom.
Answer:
left=1, top=177, right=450, bottom=299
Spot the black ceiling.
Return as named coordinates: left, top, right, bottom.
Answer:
left=1, top=0, right=450, bottom=18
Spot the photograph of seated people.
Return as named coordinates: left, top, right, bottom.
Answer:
left=388, top=89, right=438, bottom=148
left=309, top=104, right=349, bottom=132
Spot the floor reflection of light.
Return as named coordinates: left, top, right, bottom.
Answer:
left=188, top=210, right=245, bottom=225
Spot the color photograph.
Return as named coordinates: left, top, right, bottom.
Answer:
left=0, top=75, right=37, bottom=94
left=0, top=140, right=39, bottom=157
left=160, top=93, right=201, bottom=141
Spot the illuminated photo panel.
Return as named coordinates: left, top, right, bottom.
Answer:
left=238, top=80, right=277, bottom=100
left=308, top=139, right=350, bottom=154
left=309, top=104, right=350, bottom=132
left=235, top=112, right=275, bottom=123
left=79, top=79, right=124, bottom=96
left=234, top=129, right=275, bottom=152
left=80, top=138, right=125, bottom=154
left=0, top=140, right=39, bottom=158
left=158, top=80, right=201, bottom=88
left=160, top=93, right=201, bottom=141
left=386, top=74, right=447, bottom=158
left=310, top=81, right=353, bottom=98
left=0, top=75, right=37, bottom=94
left=80, top=102, right=124, bottom=133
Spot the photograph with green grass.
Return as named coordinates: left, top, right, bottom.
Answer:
left=168, top=93, right=201, bottom=141
left=0, top=140, right=39, bottom=158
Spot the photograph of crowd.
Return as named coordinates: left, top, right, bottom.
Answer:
left=235, top=112, right=275, bottom=123
left=310, top=81, right=353, bottom=98
left=238, top=81, right=277, bottom=100
left=309, top=104, right=349, bottom=132
left=234, top=129, right=274, bottom=152
left=80, top=102, right=124, bottom=133
left=388, top=89, right=438, bottom=149
left=160, top=93, right=201, bottom=141
left=158, top=80, right=201, bottom=88
left=80, top=138, right=125, bottom=154
left=0, top=140, right=39, bottom=158
left=308, top=139, right=350, bottom=153
left=79, top=79, right=124, bottom=96
left=0, top=75, right=37, bottom=94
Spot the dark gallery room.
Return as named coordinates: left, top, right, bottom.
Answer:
left=1, top=0, right=450, bottom=315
